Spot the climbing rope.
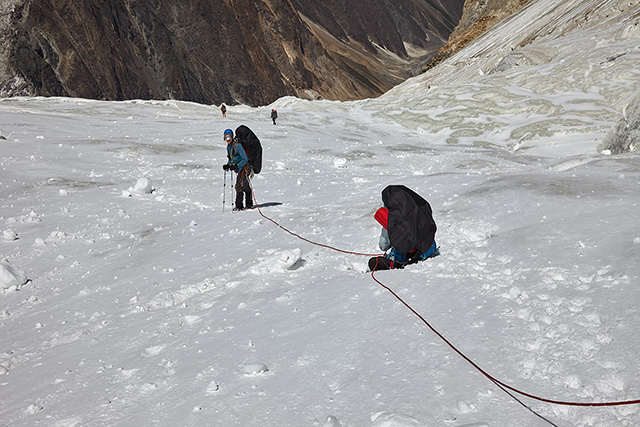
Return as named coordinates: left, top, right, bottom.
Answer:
left=251, top=188, right=381, bottom=257
left=370, top=266, right=640, bottom=408
left=248, top=185, right=640, bottom=410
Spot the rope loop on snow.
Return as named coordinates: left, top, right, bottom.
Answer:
left=248, top=184, right=640, bottom=409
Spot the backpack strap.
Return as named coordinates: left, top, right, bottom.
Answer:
left=229, top=140, right=239, bottom=162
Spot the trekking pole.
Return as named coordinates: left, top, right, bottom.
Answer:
left=222, top=170, right=227, bottom=212
left=230, top=171, right=235, bottom=210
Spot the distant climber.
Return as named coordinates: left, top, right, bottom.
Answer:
left=369, top=185, right=439, bottom=271
left=220, top=104, right=227, bottom=118
left=271, top=109, right=278, bottom=125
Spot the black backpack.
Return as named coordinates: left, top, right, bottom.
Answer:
left=235, top=125, right=263, bottom=174
left=382, top=185, right=436, bottom=255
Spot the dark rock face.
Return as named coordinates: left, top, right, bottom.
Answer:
left=290, top=0, right=463, bottom=59
left=4, top=0, right=464, bottom=106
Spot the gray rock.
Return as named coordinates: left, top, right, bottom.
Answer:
left=599, top=94, right=640, bottom=154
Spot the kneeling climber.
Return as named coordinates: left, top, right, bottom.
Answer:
left=369, top=185, right=439, bottom=271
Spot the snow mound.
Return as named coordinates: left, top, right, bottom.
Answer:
left=370, top=412, right=425, bottom=427
left=123, top=176, right=154, bottom=196
left=0, top=263, right=28, bottom=290
left=249, top=248, right=304, bottom=274
left=2, top=229, right=18, bottom=241
left=205, top=380, right=219, bottom=393
left=334, top=157, right=347, bottom=168
left=321, top=415, right=342, bottom=427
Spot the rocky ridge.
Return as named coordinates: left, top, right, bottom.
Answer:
left=0, top=0, right=465, bottom=106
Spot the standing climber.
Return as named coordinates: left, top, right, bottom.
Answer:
left=271, top=109, right=278, bottom=125
left=220, top=104, right=227, bottom=118
left=222, top=129, right=253, bottom=211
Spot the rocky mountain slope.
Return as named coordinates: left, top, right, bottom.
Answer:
left=0, top=0, right=464, bottom=106
left=421, top=0, right=535, bottom=72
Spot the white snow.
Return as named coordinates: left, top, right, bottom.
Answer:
left=242, top=363, right=270, bottom=376
left=1, top=1, right=640, bottom=426
left=2, top=228, right=18, bottom=241
left=124, top=176, right=154, bottom=197
left=0, top=263, right=27, bottom=289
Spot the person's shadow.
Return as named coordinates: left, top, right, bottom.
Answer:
left=255, top=202, right=283, bottom=208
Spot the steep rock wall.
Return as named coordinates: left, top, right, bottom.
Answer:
left=2, top=0, right=465, bottom=106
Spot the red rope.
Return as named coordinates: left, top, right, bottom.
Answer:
left=251, top=188, right=382, bottom=257
left=250, top=185, right=640, bottom=408
left=370, top=269, right=640, bottom=407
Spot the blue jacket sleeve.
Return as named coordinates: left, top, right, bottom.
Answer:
left=234, top=143, right=249, bottom=172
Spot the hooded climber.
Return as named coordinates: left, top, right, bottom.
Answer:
left=222, top=128, right=254, bottom=211
left=369, top=185, right=439, bottom=271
